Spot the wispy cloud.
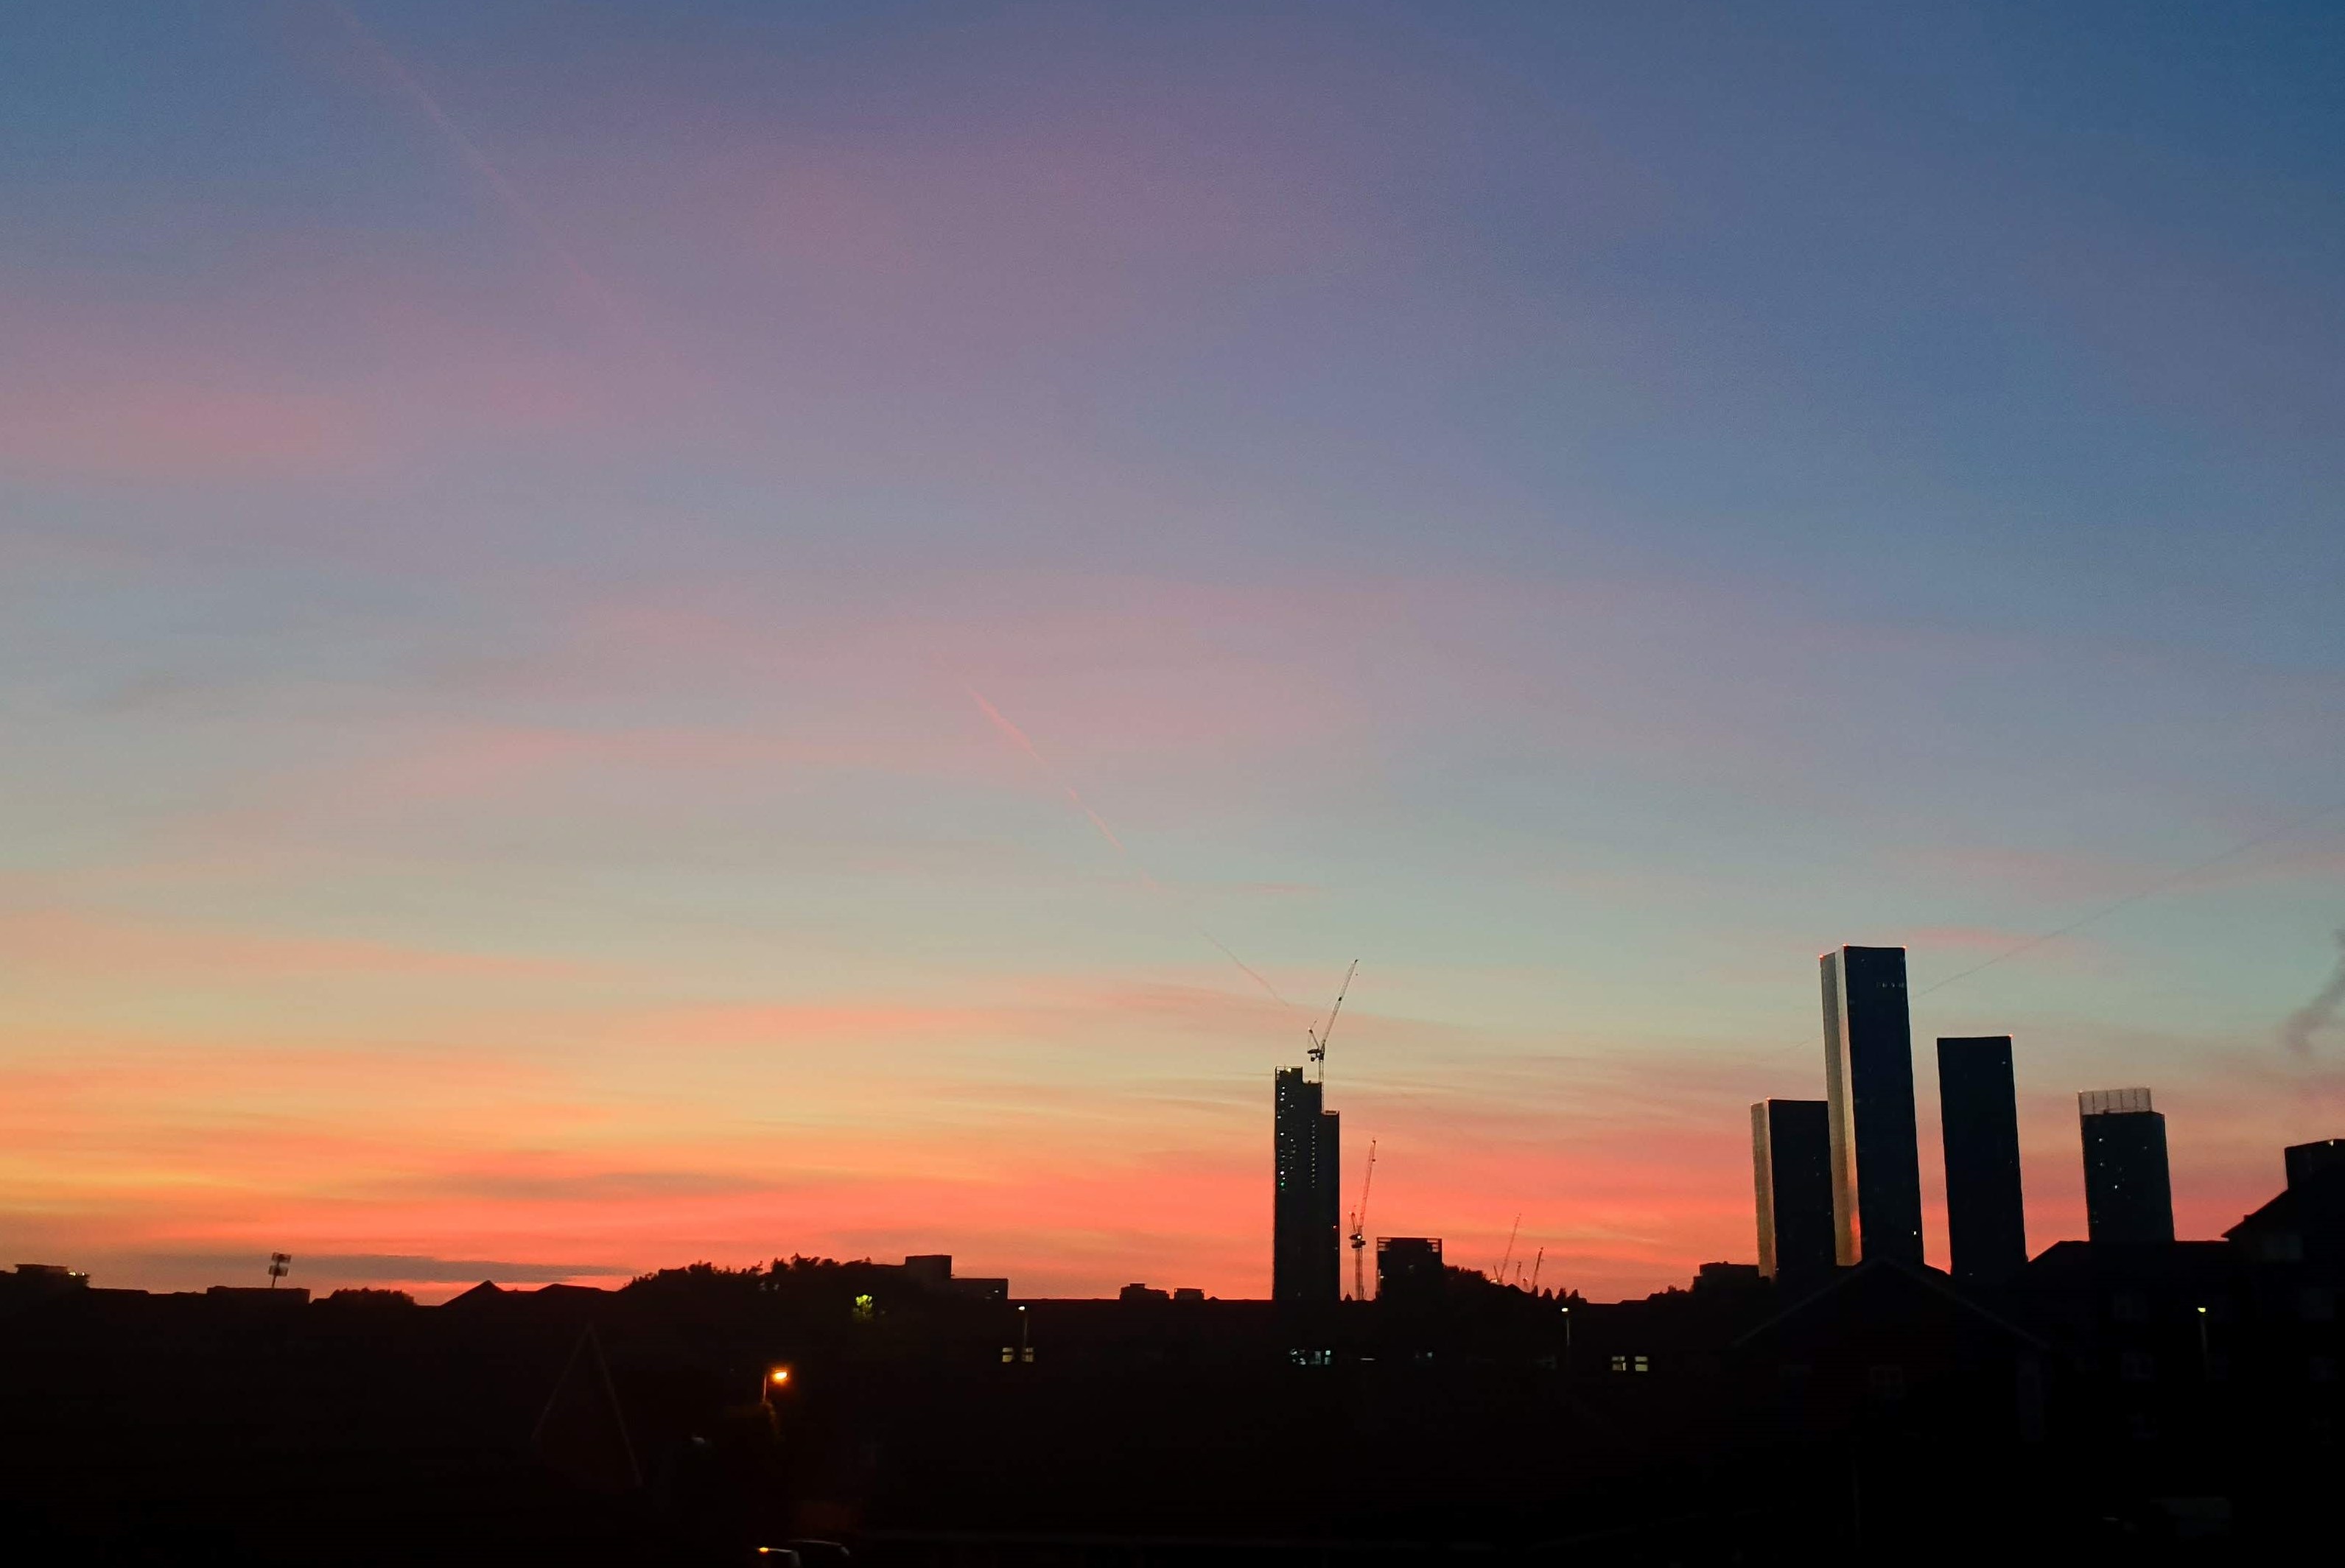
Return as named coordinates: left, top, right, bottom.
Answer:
left=2282, top=930, right=2345, bottom=1057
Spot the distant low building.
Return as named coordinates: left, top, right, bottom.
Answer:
left=1, top=1263, right=89, bottom=1303
left=897, top=1254, right=1009, bottom=1301
left=1375, top=1237, right=1443, bottom=1304
left=1694, top=1262, right=1762, bottom=1297
left=206, top=1284, right=310, bottom=1307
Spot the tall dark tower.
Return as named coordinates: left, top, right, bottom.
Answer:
left=1938, top=1037, right=2027, bottom=1285
left=1273, top=1066, right=1340, bottom=1301
left=1752, top=1099, right=1834, bottom=1284
left=2079, top=1088, right=2174, bottom=1244
left=1820, top=946, right=1924, bottom=1265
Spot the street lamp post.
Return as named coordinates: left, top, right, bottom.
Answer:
left=762, top=1365, right=791, bottom=1405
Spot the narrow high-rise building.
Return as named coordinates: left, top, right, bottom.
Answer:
left=1820, top=946, right=1924, bottom=1265
left=1272, top=1066, right=1341, bottom=1302
left=1938, top=1037, right=2027, bottom=1285
left=2079, top=1088, right=2174, bottom=1244
left=1751, top=1099, right=1834, bottom=1283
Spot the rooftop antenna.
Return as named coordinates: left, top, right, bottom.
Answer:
left=1347, top=1140, right=1378, bottom=1301
left=267, top=1253, right=292, bottom=1290
left=1306, top=960, right=1358, bottom=1083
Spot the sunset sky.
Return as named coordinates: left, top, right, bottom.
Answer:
left=4, top=1, right=2343, bottom=1302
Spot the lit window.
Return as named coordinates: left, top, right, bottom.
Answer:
left=1610, top=1354, right=1627, bottom=1373
left=1633, top=1354, right=1650, bottom=1374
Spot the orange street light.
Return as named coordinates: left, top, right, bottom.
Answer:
left=762, top=1365, right=793, bottom=1404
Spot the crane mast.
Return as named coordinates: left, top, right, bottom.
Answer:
left=1348, top=1139, right=1377, bottom=1301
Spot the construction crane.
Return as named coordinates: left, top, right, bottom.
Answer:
left=1348, top=1139, right=1378, bottom=1301
left=1494, top=1214, right=1520, bottom=1287
left=1306, top=960, right=1358, bottom=1082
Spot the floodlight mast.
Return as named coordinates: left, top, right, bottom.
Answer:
left=1306, top=960, right=1358, bottom=1083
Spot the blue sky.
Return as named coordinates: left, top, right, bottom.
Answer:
left=2, top=1, right=2341, bottom=1298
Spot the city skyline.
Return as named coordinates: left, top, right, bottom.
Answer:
left=5, top=1, right=2345, bottom=1304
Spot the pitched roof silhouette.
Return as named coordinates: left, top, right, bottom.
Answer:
left=1732, top=1256, right=2045, bottom=1352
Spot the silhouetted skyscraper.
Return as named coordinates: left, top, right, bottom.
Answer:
left=1273, top=1066, right=1340, bottom=1302
left=1820, top=946, right=1924, bottom=1265
left=1938, top=1037, right=2027, bottom=1284
left=1751, top=1099, right=1834, bottom=1282
left=2079, top=1088, right=2173, bottom=1244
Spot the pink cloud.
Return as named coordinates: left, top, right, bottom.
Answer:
left=0, top=908, right=589, bottom=982
left=0, top=259, right=696, bottom=485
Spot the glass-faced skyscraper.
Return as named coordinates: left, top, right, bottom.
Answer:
left=1820, top=946, right=1924, bottom=1265
left=1751, top=1098, right=1834, bottom=1283
left=2079, top=1088, right=2174, bottom=1244
left=1938, top=1037, right=2027, bottom=1284
left=1273, top=1066, right=1341, bottom=1302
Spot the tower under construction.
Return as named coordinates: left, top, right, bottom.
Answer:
left=1272, top=1066, right=1341, bottom=1302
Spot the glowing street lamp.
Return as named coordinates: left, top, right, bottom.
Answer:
left=762, top=1365, right=792, bottom=1404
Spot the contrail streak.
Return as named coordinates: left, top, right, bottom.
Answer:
left=1738, top=796, right=2345, bottom=1066
left=1201, top=930, right=1293, bottom=1009
left=965, top=686, right=1294, bottom=1012
left=966, top=687, right=1132, bottom=862
left=2282, top=929, right=2345, bottom=1057
left=1913, top=796, right=2345, bottom=1001
left=327, top=1, right=633, bottom=329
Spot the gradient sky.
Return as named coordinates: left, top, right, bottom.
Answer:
left=4, top=1, right=2344, bottom=1302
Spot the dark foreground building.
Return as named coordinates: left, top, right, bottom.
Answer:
left=1750, top=1098, right=1834, bottom=1283
left=1820, top=945, right=1924, bottom=1265
left=2080, top=1087, right=2175, bottom=1245
left=1938, top=1036, right=2027, bottom=1285
left=1272, top=1066, right=1340, bottom=1302
left=9, top=1159, right=2345, bottom=1568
